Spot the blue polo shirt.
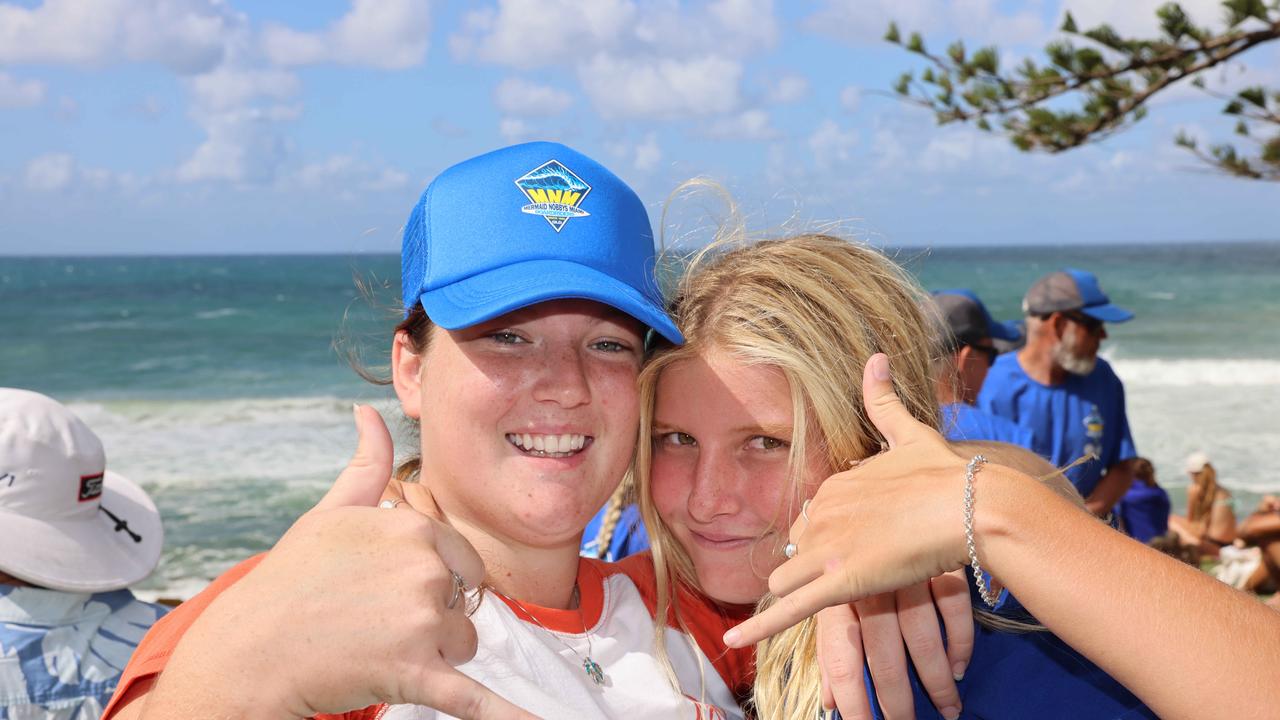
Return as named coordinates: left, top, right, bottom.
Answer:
left=841, top=581, right=1156, bottom=720
left=580, top=503, right=649, bottom=562
left=941, top=402, right=1035, bottom=448
left=977, top=354, right=1136, bottom=499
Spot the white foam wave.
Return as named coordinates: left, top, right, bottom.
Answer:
left=68, top=395, right=406, bottom=488
left=64, top=320, right=141, bottom=332
left=1112, top=358, right=1280, bottom=387
left=195, top=308, right=244, bottom=320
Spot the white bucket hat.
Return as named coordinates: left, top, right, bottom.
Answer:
left=0, top=388, right=163, bottom=592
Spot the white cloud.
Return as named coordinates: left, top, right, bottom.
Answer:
left=804, top=0, right=1045, bottom=46
left=578, top=53, right=742, bottom=119
left=262, top=0, right=432, bottom=69
left=703, top=109, right=781, bottom=140
left=840, top=85, right=861, bottom=113
left=498, top=116, right=532, bottom=143
left=188, top=66, right=299, bottom=114
left=767, top=73, right=810, bottom=104
left=176, top=107, right=293, bottom=184
left=293, top=155, right=410, bottom=193
left=0, top=72, right=45, bottom=108
left=634, top=132, right=662, bottom=172
left=492, top=78, right=572, bottom=117
left=808, top=119, right=858, bottom=169
left=453, top=0, right=775, bottom=121
left=451, top=0, right=635, bottom=64
left=0, top=0, right=234, bottom=74
left=24, top=153, right=75, bottom=191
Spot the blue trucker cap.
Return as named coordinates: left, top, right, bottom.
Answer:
left=1022, top=268, right=1134, bottom=324
left=401, top=142, right=682, bottom=344
left=930, top=289, right=1023, bottom=348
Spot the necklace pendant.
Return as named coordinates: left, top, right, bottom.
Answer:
left=582, top=656, right=605, bottom=686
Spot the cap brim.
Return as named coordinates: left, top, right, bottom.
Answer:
left=1081, top=304, right=1134, bottom=323
left=0, top=470, right=163, bottom=593
left=420, top=259, right=683, bottom=344
left=987, top=319, right=1023, bottom=342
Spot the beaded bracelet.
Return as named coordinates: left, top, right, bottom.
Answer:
left=963, top=454, right=1001, bottom=608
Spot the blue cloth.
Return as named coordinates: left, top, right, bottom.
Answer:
left=838, top=580, right=1155, bottom=720
left=1118, top=484, right=1172, bottom=543
left=978, top=354, right=1137, bottom=500
left=0, top=584, right=169, bottom=718
left=941, top=402, right=1035, bottom=448
left=580, top=503, right=650, bottom=562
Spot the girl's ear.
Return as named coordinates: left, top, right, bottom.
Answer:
left=392, top=330, right=425, bottom=419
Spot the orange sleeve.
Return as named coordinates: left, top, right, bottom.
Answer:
left=611, top=554, right=756, bottom=703
left=102, top=553, right=384, bottom=720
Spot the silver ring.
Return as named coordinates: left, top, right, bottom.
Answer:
left=446, top=570, right=466, bottom=610
left=783, top=542, right=798, bottom=559
left=800, top=499, right=811, bottom=523
left=379, top=499, right=404, bottom=510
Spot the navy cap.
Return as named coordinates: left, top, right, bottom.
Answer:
left=931, top=289, right=1022, bottom=348
left=402, top=141, right=683, bottom=344
left=1022, top=268, right=1134, bottom=324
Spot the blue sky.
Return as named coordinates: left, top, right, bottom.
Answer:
left=1, top=0, right=1276, bottom=255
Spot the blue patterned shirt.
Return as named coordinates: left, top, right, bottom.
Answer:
left=0, top=584, right=169, bottom=719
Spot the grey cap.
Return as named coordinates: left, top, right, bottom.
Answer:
left=930, top=289, right=1022, bottom=350
left=1022, top=268, right=1134, bottom=323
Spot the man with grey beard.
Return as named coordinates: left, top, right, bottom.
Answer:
left=978, top=269, right=1137, bottom=518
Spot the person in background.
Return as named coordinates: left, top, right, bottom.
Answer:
left=978, top=268, right=1137, bottom=518
left=0, top=388, right=169, bottom=719
left=1116, top=458, right=1171, bottom=543
left=1168, top=452, right=1237, bottom=557
left=929, top=289, right=1033, bottom=447
left=1238, top=495, right=1280, bottom=610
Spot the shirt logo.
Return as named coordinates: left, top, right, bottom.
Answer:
left=514, top=160, right=592, bottom=232
left=79, top=472, right=104, bottom=502
left=1082, top=405, right=1103, bottom=460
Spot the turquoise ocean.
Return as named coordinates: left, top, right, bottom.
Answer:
left=4, top=242, right=1278, bottom=599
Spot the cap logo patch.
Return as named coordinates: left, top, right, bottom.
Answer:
left=79, top=472, right=104, bottom=502
left=514, top=160, right=592, bottom=232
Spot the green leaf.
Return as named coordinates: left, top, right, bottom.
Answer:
left=884, top=21, right=901, bottom=44
left=948, top=40, right=966, bottom=64
left=1262, top=135, right=1280, bottom=165
left=894, top=71, right=912, bottom=95
left=1225, top=100, right=1245, bottom=114
left=976, top=117, right=992, bottom=131
left=908, top=32, right=925, bottom=53
left=971, top=47, right=999, bottom=75
left=1239, top=86, right=1268, bottom=108
left=921, top=67, right=935, bottom=83
left=1157, top=3, right=1191, bottom=39
left=1191, top=77, right=1206, bottom=89
left=1174, top=130, right=1197, bottom=149
left=1061, top=11, right=1078, bottom=33
left=1083, top=24, right=1126, bottom=51
left=1236, top=119, right=1250, bottom=135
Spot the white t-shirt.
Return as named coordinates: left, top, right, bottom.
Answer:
left=383, top=557, right=745, bottom=720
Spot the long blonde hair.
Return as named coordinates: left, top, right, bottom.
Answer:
left=1188, top=463, right=1219, bottom=524
left=634, top=232, right=944, bottom=711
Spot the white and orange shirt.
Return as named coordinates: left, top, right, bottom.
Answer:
left=103, top=553, right=754, bottom=720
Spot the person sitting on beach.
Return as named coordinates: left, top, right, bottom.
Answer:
left=1168, top=451, right=1237, bottom=557
left=1238, top=495, right=1280, bottom=610
left=1117, top=457, right=1172, bottom=544
left=0, top=388, right=169, bottom=719
left=928, top=289, right=1033, bottom=446
left=978, top=268, right=1138, bottom=518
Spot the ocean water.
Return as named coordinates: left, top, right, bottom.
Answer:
left=3, top=242, right=1278, bottom=599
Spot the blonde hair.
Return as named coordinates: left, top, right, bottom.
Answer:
left=634, top=232, right=944, bottom=708
left=1188, top=463, right=1219, bottom=524
left=634, top=228, right=1091, bottom=718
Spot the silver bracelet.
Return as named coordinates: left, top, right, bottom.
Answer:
left=963, top=454, right=1000, bottom=608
